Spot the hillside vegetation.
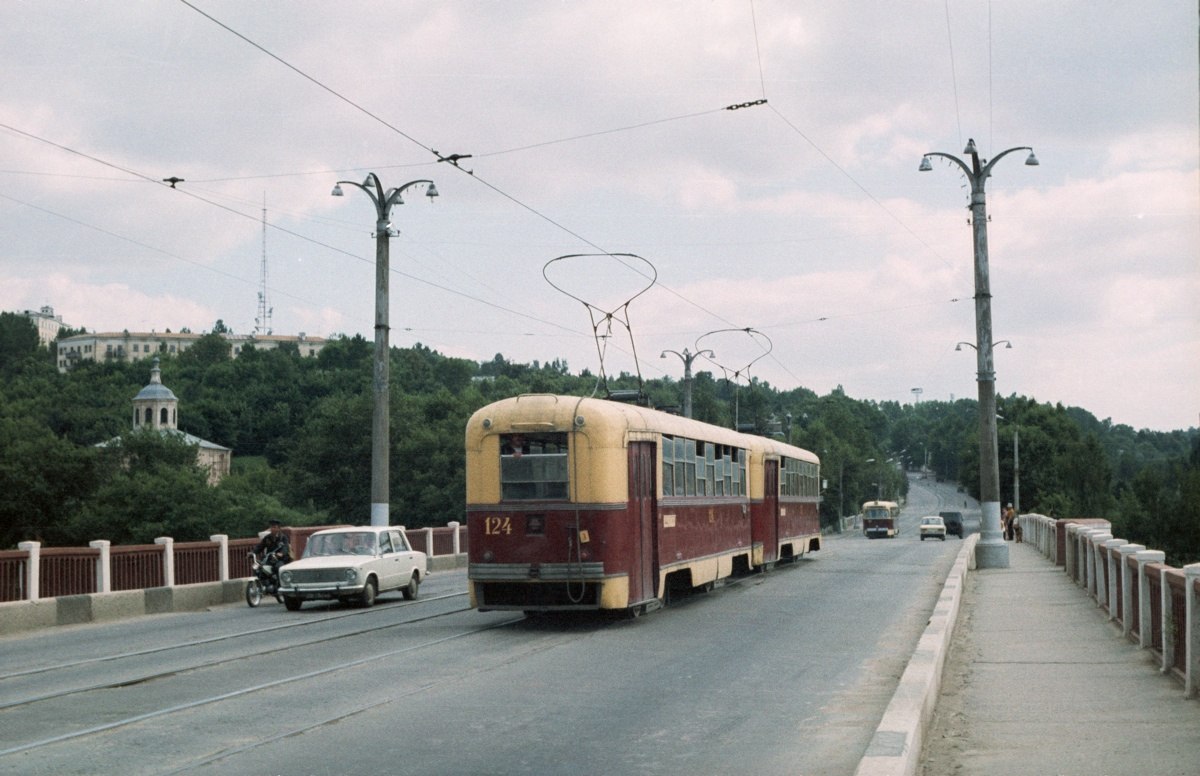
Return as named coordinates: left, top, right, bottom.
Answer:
left=2, top=313, right=1196, bottom=565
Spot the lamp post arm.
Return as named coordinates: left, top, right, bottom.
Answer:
left=922, top=152, right=975, bottom=184
left=980, top=146, right=1034, bottom=180
left=335, top=180, right=383, bottom=215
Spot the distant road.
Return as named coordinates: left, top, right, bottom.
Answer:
left=1, top=477, right=970, bottom=776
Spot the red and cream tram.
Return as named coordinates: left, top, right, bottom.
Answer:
left=465, top=394, right=821, bottom=615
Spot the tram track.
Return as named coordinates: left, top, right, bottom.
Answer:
left=0, top=608, right=526, bottom=760
left=0, top=590, right=470, bottom=682
left=0, top=592, right=472, bottom=711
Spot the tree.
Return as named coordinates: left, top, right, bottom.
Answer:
left=0, top=313, right=41, bottom=374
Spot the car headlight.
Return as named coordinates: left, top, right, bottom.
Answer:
left=280, top=571, right=292, bottom=584
left=344, top=568, right=357, bottom=582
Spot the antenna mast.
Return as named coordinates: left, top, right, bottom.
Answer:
left=255, top=193, right=273, bottom=335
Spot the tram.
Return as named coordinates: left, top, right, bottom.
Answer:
left=861, top=500, right=901, bottom=539
left=465, top=394, right=821, bottom=615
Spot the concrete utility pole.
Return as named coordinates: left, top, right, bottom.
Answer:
left=331, top=174, right=438, bottom=526
left=922, top=138, right=1038, bottom=569
left=660, top=347, right=713, bottom=418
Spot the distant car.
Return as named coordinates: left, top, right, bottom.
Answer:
left=939, top=511, right=964, bottom=538
left=919, top=516, right=947, bottom=541
left=277, top=526, right=426, bottom=610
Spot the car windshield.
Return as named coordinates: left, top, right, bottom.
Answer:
left=923, top=518, right=941, bottom=525
left=306, top=532, right=377, bottom=557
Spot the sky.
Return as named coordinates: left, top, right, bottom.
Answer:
left=1, top=1, right=1196, bottom=432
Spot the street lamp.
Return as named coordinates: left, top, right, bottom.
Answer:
left=660, top=347, right=713, bottom=418
left=331, top=173, right=439, bottom=526
left=922, top=137, right=1038, bottom=568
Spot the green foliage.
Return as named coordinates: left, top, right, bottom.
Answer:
left=0, top=332, right=1195, bottom=564
left=0, top=312, right=42, bottom=375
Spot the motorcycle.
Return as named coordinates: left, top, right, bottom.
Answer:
left=245, top=550, right=287, bottom=607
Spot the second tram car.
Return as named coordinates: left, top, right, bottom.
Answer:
left=861, top=500, right=901, bottom=539
left=465, top=394, right=821, bottom=615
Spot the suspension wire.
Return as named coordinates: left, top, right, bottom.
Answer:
left=945, top=0, right=963, bottom=149
left=988, top=0, right=994, bottom=152
left=176, top=0, right=751, bottom=338
left=765, top=106, right=958, bottom=272
left=0, top=123, right=587, bottom=339
left=748, top=0, right=769, bottom=100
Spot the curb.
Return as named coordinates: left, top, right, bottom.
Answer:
left=853, top=534, right=977, bottom=776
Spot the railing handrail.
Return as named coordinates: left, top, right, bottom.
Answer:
left=1, top=521, right=467, bottom=605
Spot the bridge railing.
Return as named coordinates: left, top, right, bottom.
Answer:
left=1018, top=513, right=1200, bottom=699
left=0, top=521, right=466, bottom=604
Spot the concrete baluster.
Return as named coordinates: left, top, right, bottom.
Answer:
left=89, top=540, right=112, bottom=593
left=449, top=521, right=461, bottom=556
left=1135, top=550, right=1166, bottom=650
left=1090, top=533, right=1113, bottom=606
left=155, top=536, right=175, bottom=587
left=1064, top=525, right=1079, bottom=583
left=1185, top=563, right=1200, bottom=699
left=210, top=534, right=229, bottom=582
left=1102, top=539, right=1127, bottom=618
left=18, top=541, right=40, bottom=601
left=1118, top=544, right=1145, bottom=639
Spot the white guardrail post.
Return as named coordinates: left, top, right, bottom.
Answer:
left=89, top=540, right=112, bottom=593
left=17, top=541, right=40, bottom=601
left=449, top=522, right=461, bottom=555
left=1118, top=544, right=1146, bottom=639
left=210, top=534, right=229, bottom=582
left=155, top=537, right=175, bottom=587
left=1185, top=563, right=1200, bottom=699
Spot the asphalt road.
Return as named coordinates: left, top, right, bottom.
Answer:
left=0, top=477, right=974, bottom=776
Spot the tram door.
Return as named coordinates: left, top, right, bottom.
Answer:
left=763, top=459, right=780, bottom=564
left=627, top=442, right=658, bottom=604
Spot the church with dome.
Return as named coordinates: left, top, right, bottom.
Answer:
left=126, top=358, right=231, bottom=484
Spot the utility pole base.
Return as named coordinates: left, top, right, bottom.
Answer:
left=975, top=501, right=1010, bottom=568
left=975, top=539, right=1011, bottom=569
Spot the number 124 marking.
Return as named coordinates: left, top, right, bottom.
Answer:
left=484, top=516, right=512, bottom=535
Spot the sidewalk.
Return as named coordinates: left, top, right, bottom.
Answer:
left=920, top=541, right=1200, bottom=776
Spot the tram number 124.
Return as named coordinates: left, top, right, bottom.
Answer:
left=483, top=516, right=513, bottom=535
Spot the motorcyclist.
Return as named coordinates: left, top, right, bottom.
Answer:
left=253, top=520, right=291, bottom=590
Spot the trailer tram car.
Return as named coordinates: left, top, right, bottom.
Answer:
left=465, top=394, right=822, bottom=615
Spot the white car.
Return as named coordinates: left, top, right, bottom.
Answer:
left=278, top=526, right=426, bottom=610
left=919, top=515, right=947, bottom=541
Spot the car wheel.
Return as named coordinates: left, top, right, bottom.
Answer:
left=920, top=536, right=925, bottom=541
left=359, top=578, right=377, bottom=607
left=402, top=572, right=420, bottom=600
left=283, top=596, right=303, bottom=611
left=245, top=580, right=262, bottom=607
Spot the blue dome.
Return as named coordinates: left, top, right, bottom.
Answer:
left=135, top=383, right=177, bottom=401
left=134, top=358, right=177, bottom=402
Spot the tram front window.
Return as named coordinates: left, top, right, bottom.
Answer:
left=500, top=432, right=569, bottom=500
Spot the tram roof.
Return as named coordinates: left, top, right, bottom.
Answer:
left=468, top=394, right=818, bottom=464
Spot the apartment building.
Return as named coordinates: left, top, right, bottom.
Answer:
left=56, top=330, right=326, bottom=372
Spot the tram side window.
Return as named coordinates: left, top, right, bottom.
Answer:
left=662, top=436, right=675, bottom=497
left=500, top=432, right=568, bottom=500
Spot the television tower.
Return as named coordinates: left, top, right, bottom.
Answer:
left=255, top=193, right=273, bottom=336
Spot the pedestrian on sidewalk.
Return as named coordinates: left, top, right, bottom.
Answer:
left=1003, top=503, right=1015, bottom=541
